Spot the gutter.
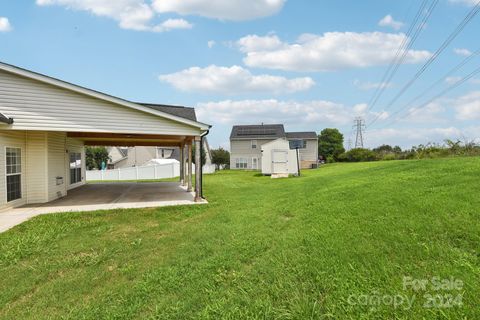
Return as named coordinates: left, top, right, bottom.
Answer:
left=200, top=129, right=210, bottom=199
left=0, top=117, right=13, bottom=125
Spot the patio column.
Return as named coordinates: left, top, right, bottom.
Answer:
left=179, top=143, right=185, bottom=185
left=194, top=136, right=202, bottom=202
left=187, top=141, right=192, bottom=192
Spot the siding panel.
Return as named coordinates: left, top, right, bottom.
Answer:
left=25, top=131, right=48, bottom=204
left=48, top=132, right=67, bottom=201
left=0, top=70, right=201, bottom=136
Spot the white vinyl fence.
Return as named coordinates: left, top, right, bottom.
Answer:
left=87, top=163, right=216, bottom=181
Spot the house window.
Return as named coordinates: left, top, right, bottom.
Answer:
left=251, top=140, right=257, bottom=149
left=6, top=147, right=22, bottom=202
left=235, top=158, right=248, bottom=169
left=302, top=140, right=307, bottom=149
left=69, top=152, right=82, bottom=184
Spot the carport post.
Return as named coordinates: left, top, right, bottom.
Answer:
left=180, top=143, right=185, bottom=185
left=194, top=136, right=202, bottom=201
left=187, top=142, right=193, bottom=192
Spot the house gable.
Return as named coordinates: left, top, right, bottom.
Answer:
left=0, top=62, right=210, bottom=134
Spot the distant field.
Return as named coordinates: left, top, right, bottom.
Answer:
left=1, top=158, right=479, bottom=319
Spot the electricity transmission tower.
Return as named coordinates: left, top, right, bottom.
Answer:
left=353, top=117, right=365, bottom=148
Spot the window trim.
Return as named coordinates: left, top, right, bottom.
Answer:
left=5, top=146, right=22, bottom=203
left=235, top=158, right=248, bottom=169
left=251, top=140, right=257, bottom=149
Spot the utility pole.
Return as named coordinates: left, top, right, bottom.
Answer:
left=353, top=117, right=365, bottom=148
left=347, top=138, right=352, bottom=151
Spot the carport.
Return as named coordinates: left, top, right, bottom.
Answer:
left=0, top=61, right=211, bottom=214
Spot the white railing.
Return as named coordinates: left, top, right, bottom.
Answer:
left=86, top=163, right=216, bottom=181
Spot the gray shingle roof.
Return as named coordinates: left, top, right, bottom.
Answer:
left=230, top=124, right=286, bottom=140
left=0, top=112, right=13, bottom=124
left=138, top=103, right=197, bottom=122
left=286, top=132, right=318, bottom=140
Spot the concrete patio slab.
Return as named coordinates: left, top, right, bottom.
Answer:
left=0, top=182, right=206, bottom=233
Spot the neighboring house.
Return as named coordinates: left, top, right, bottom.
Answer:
left=107, top=138, right=212, bottom=169
left=0, top=61, right=211, bottom=210
left=230, top=124, right=318, bottom=170
left=106, top=147, right=128, bottom=169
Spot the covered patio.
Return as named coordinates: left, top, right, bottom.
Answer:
left=67, top=131, right=206, bottom=202
left=0, top=181, right=206, bottom=233
left=0, top=61, right=212, bottom=216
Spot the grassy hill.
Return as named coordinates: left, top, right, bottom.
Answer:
left=1, top=158, right=479, bottom=319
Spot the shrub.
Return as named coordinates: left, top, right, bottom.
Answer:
left=338, top=148, right=377, bottom=162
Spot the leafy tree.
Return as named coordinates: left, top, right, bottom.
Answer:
left=338, top=148, right=377, bottom=162
left=318, top=128, right=345, bottom=161
left=211, top=148, right=230, bottom=169
left=373, top=144, right=394, bottom=153
left=86, top=146, right=110, bottom=170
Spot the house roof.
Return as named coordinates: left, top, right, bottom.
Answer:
left=286, top=132, right=318, bottom=140
left=0, top=112, right=13, bottom=124
left=0, top=61, right=210, bottom=130
left=138, top=103, right=197, bottom=122
left=230, top=124, right=286, bottom=140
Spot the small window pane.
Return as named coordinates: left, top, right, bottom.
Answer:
left=7, top=174, right=21, bottom=202
left=6, top=148, right=21, bottom=174
left=70, top=153, right=82, bottom=184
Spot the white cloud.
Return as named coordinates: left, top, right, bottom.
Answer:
left=196, top=99, right=355, bottom=126
left=453, top=48, right=472, bottom=57
left=195, top=99, right=389, bottom=129
left=445, top=76, right=462, bottom=85
left=239, top=32, right=432, bottom=72
left=152, top=0, right=286, bottom=21
left=449, top=0, right=479, bottom=6
left=454, top=91, right=480, bottom=120
left=207, top=40, right=216, bottom=48
left=353, top=79, right=393, bottom=90
left=159, top=65, right=315, bottom=95
left=469, top=78, right=480, bottom=85
left=152, top=18, right=192, bottom=32
left=403, top=102, right=446, bottom=123
left=378, top=15, right=404, bottom=30
left=36, top=0, right=192, bottom=32
left=0, top=17, right=12, bottom=32
left=237, top=34, right=284, bottom=53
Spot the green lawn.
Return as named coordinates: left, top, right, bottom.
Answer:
left=1, top=158, right=479, bottom=319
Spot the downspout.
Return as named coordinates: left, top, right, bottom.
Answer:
left=200, top=130, right=209, bottom=199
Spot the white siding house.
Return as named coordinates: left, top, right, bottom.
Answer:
left=230, top=124, right=318, bottom=170
left=0, top=62, right=211, bottom=211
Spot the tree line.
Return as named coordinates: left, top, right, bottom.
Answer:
left=318, top=128, right=480, bottom=163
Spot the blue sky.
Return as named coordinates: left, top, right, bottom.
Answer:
left=1, top=0, right=480, bottom=149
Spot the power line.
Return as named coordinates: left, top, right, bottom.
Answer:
left=375, top=65, right=480, bottom=129
left=367, top=0, right=435, bottom=113
left=370, top=47, right=480, bottom=128
left=368, top=0, right=480, bottom=127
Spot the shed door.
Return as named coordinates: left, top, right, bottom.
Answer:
left=272, top=150, right=288, bottom=173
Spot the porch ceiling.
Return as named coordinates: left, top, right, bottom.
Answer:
left=67, top=132, right=194, bottom=147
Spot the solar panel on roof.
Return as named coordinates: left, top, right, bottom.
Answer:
left=237, top=128, right=277, bottom=136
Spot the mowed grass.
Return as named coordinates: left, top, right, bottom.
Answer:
left=1, top=158, right=479, bottom=319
